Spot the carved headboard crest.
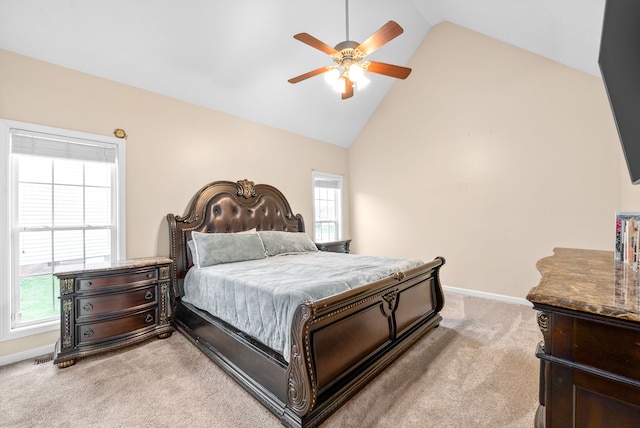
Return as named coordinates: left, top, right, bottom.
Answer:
left=236, top=179, right=256, bottom=199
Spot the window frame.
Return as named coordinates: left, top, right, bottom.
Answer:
left=0, top=119, right=126, bottom=341
left=312, top=171, right=343, bottom=243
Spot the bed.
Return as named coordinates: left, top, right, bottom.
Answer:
left=167, top=179, right=445, bottom=427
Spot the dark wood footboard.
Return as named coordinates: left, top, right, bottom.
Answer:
left=284, top=257, right=445, bottom=427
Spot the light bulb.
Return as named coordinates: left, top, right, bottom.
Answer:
left=324, top=68, right=340, bottom=85
left=332, top=77, right=346, bottom=93
left=356, top=75, right=370, bottom=90
left=348, top=63, right=364, bottom=83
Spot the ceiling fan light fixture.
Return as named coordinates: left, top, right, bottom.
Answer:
left=347, top=63, right=364, bottom=83
left=332, top=77, right=347, bottom=93
left=356, top=75, right=370, bottom=89
left=324, top=67, right=341, bottom=85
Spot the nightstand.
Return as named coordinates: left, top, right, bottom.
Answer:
left=315, top=239, right=352, bottom=254
left=53, top=257, right=174, bottom=368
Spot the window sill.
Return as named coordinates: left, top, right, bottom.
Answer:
left=1, top=319, right=58, bottom=342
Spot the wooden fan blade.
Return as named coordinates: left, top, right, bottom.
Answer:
left=366, top=61, right=412, bottom=79
left=342, top=78, right=354, bottom=100
left=293, top=33, right=338, bottom=55
left=288, top=67, right=329, bottom=84
left=356, top=21, right=404, bottom=55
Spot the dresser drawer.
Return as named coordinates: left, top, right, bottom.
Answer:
left=76, top=286, right=157, bottom=320
left=573, top=316, right=640, bottom=380
left=77, top=269, right=158, bottom=291
left=76, top=309, right=157, bottom=345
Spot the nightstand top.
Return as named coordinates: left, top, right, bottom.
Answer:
left=54, top=256, right=172, bottom=277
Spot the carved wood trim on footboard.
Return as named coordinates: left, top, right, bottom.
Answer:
left=284, top=257, right=445, bottom=427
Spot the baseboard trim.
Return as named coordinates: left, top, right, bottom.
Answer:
left=443, top=285, right=532, bottom=307
left=0, top=343, right=55, bottom=367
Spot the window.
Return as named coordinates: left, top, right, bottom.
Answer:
left=312, top=171, right=343, bottom=243
left=0, top=119, right=125, bottom=341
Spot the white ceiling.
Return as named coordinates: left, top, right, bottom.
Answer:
left=0, top=0, right=607, bottom=148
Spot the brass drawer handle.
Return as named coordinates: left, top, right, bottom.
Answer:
left=145, top=314, right=154, bottom=323
left=83, top=303, right=94, bottom=311
left=144, top=291, right=153, bottom=300
left=83, top=329, right=94, bottom=337
left=146, top=273, right=154, bottom=279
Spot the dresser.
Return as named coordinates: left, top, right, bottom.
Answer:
left=527, top=248, right=640, bottom=427
left=53, top=257, right=174, bottom=368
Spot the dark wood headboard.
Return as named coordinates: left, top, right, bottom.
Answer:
left=167, top=179, right=304, bottom=288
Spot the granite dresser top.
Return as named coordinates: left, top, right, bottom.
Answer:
left=54, top=256, right=173, bottom=276
left=527, top=247, right=640, bottom=322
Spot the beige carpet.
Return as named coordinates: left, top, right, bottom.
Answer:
left=1, top=291, right=541, bottom=428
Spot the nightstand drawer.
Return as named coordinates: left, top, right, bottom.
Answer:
left=76, top=286, right=157, bottom=320
left=78, top=269, right=158, bottom=291
left=77, top=309, right=157, bottom=345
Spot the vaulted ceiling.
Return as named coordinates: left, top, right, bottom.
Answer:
left=0, top=0, right=607, bottom=147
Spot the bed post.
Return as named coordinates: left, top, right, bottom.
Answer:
left=433, top=256, right=446, bottom=312
left=284, top=301, right=317, bottom=424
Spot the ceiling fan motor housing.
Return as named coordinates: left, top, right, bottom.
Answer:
left=332, top=41, right=366, bottom=67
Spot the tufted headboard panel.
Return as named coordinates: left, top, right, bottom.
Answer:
left=167, top=179, right=305, bottom=290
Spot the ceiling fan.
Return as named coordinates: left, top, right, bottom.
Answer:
left=288, top=0, right=412, bottom=100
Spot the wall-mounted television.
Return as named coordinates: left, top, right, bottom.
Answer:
left=599, top=0, right=640, bottom=184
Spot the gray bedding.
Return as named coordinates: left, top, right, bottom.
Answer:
left=182, top=251, right=423, bottom=362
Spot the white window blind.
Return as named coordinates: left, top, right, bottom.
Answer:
left=1, top=120, right=125, bottom=340
left=11, top=129, right=118, bottom=163
left=312, top=172, right=343, bottom=243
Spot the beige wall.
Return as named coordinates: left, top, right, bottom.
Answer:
left=0, top=48, right=349, bottom=358
left=349, top=22, right=624, bottom=299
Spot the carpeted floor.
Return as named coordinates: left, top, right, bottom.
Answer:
left=1, top=291, right=541, bottom=428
